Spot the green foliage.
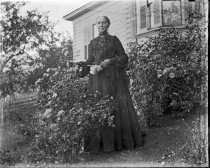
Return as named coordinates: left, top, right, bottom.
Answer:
left=14, top=101, right=38, bottom=141
left=0, top=1, right=53, bottom=96
left=24, top=64, right=117, bottom=163
left=1, top=2, right=49, bottom=55
left=0, top=149, right=21, bottom=166
left=127, top=7, right=206, bottom=126
left=25, top=36, right=73, bottom=91
left=181, top=118, right=205, bottom=165
left=0, top=1, right=53, bottom=70
left=0, top=2, right=73, bottom=97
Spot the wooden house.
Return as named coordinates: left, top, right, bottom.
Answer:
left=64, top=0, right=200, bottom=61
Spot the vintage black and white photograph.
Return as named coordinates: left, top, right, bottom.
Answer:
left=0, top=0, right=208, bottom=167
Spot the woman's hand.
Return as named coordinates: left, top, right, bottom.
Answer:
left=100, top=59, right=111, bottom=68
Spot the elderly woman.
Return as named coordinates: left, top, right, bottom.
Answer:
left=84, top=16, right=145, bottom=152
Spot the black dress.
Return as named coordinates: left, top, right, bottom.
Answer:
left=84, top=32, right=144, bottom=152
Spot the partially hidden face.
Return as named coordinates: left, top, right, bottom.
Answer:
left=96, top=17, right=110, bottom=33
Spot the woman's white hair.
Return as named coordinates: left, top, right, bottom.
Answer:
left=96, top=16, right=110, bottom=26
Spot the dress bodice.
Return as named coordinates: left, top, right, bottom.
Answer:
left=87, top=34, right=128, bottom=70
left=91, top=35, right=117, bottom=64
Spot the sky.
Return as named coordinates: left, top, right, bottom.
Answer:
left=16, top=0, right=94, bottom=38
left=6, top=0, right=125, bottom=39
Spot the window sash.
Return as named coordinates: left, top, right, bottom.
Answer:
left=140, top=5, right=147, bottom=29
left=162, top=0, right=182, bottom=26
left=153, top=0, right=161, bottom=25
left=147, top=2, right=152, bottom=29
left=84, top=45, right=88, bottom=60
left=136, top=0, right=184, bottom=34
left=92, top=24, right=98, bottom=38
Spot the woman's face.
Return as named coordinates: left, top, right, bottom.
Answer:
left=96, top=17, right=110, bottom=33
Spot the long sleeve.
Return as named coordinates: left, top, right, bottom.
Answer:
left=111, top=36, right=128, bottom=69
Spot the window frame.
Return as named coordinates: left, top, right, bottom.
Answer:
left=92, top=24, right=98, bottom=39
left=84, top=44, right=89, bottom=60
left=136, top=0, right=185, bottom=35
left=161, top=0, right=182, bottom=27
left=147, top=1, right=152, bottom=30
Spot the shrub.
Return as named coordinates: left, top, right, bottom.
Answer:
left=0, top=149, right=21, bottom=166
left=181, top=117, right=206, bottom=165
left=24, top=63, right=117, bottom=163
left=127, top=7, right=206, bottom=126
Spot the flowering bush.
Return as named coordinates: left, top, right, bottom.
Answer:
left=25, top=63, right=117, bottom=163
left=0, top=149, right=21, bottom=166
left=127, top=7, right=206, bottom=126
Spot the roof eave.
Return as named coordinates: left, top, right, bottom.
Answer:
left=63, top=1, right=107, bottom=21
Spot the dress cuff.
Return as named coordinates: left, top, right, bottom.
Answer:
left=109, top=58, right=116, bottom=64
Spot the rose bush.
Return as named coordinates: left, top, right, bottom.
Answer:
left=127, top=7, right=206, bottom=126
left=24, top=63, right=117, bottom=163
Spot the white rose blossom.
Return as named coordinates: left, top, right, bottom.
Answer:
left=90, top=65, right=103, bottom=74
left=169, top=72, right=175, bottom=78
left=43, top=108, right=53, bottom=118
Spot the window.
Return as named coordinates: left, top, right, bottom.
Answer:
left=83, top=26, right=91, bottom=60
left=136, top=0, right=187, bottom=34
left=84, top=45, right=88, bottom=60
left=140, top=5, right=147, bottom=29
left=137, top=0, right=162, bottom=34
left=93, top=24, right=98, bottom=38
left=146, top=1, right=152, bottom=29
left=153, top=0, right=161, bottom=25
left=162, top=0, right=182, bottom=26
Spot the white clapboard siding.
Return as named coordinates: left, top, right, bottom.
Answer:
left=72, top=1, right=135, bottom=61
